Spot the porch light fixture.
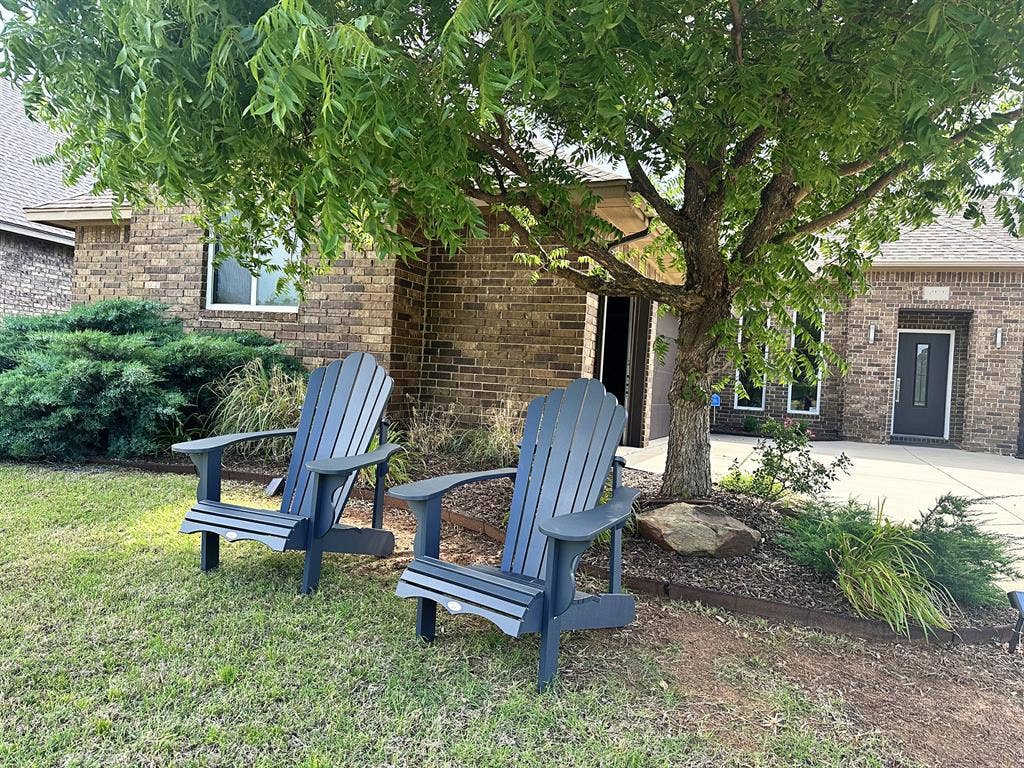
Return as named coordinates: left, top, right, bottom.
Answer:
left=995, top=327, right=1004, bottom=348
left=868, top=324, right=877, bottom=344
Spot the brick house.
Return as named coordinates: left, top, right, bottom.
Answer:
left=709, top=204, right=1024, bottom=457
left=0, top=82, right=87, bottom=316
left=23, top=183, right=1024, bottom=456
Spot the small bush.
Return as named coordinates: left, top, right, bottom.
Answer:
left=778, top=498, right=875, bottom=575
left=449, top=401, right=522, bottom=469
left=211, top=359, right=307, bottom=462
left=741, top=414, right=760, bottom=434
left=833, top=520, right=952, bottom=637
left=726, top=418, right=850, bottom=503
left=361, top=423, right=411, bottom=487
left=0, top=300, right=301, bottom=459
left=718, top=469, right=782, bottom=500
left=913, top=494, right=1021, bottom=607
left=402, top=400, right=522, bottom=473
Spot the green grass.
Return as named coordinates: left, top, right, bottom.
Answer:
left=0, top=465, right=896, bottom=767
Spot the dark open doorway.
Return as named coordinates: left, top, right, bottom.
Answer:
left=594, top=296, right=652, bottom=447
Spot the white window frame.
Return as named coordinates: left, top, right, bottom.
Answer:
left=205, top=240, right=299, bottom=313
left=786, top=310, right=824, bottom=416
left=733, top=315, right=767, bottom=411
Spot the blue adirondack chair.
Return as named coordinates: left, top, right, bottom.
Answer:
left=390, top=378, right=639, bottom=691
left=173, top=352, right=401, bottom=594
left=1010, top=591, right=1024, bottom=654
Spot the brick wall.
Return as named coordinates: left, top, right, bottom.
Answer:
left=70, top=206, right=595, bottom=426
left=0, top=230, right=73, bottom=316
left=418, top=227, right=596, bottom=420
left=842, top=269, right=1024, bottom=454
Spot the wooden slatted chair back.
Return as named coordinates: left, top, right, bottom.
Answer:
left=279, top=353, right=393, bottom=519
left=501, top=379, right=626, bottom=579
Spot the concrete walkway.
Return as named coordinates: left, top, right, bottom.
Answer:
left=621, top=434, right=1024, bottom=588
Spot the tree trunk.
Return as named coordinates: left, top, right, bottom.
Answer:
left=658, top=307, right=723, bottom=499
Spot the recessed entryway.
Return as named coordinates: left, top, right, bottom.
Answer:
left=891, top=329, right=954, bottom=439
left=594, top=296, right=654, bottom=446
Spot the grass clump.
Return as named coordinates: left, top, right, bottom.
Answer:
left=211, top=358, right=307, bottom=461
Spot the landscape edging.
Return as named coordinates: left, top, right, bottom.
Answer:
left=91, top=457, right=1015, bottom=647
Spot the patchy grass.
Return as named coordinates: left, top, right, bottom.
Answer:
left=0, top=465, right=913, bottom=766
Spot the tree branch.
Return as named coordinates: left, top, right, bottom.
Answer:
left=728, top=0, right=744, bottom=65
left=777, top=106, right=1024, bottom=243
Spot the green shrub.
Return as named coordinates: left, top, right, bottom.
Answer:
left=210, top=358, right=307, bottom=462
left=727, top=418, right=851, bottom=503
left=361, top=423, right=411, bottom=487
left=912, top=494, right=1021, bottom=608
left=741, top=414, right=760, bottom=433
left=718, top=468, right=781, bottom=499
left=778, top=498, right=876, bottom=575
left=833, top=520, right=952, bottom=637
left=0, top=300, right=301, bottom=459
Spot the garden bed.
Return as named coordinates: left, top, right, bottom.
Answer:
left=441, top=467, right=1019, bottom=635
left=89, top=456, right=1019, bottom=636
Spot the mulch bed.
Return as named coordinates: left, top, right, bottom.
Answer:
left=438, top=466, right=1019, bottom=631
left=100, top=453, right=1019, bottom=632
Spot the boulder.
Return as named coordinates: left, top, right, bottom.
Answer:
left=637, top=502, right=762, bottom=557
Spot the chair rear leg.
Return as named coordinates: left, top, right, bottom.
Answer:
left=301, top=544, right=324, bottom=595
left=1011, top=614, right=1024, bottom=654
left=200, top=532, right=220, bottom=571
left=416, top=598, right=437, bottom=642
left=537, top=621, right=561, bottom=693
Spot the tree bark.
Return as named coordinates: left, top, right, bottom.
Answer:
left=659, top=305, right=725, bottom=499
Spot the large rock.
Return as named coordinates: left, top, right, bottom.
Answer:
left=637, top=502, right=762, bottom=557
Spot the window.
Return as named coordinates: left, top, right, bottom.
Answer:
left=913, top=343, right=929, bottom=406
left=787, top=311, right=824, bottom=415
left=206, top=239, right=300, bottom=311
left=734, top=312, right=766, bottom=410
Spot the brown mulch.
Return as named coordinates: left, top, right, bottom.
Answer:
left=429, top=467, right=1018, bottom=630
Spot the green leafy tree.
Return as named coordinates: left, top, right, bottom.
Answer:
left=3, top=1, right=1023, bottom=495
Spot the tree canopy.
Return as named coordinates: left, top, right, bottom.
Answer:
left=3, top=0, right=1023, bottom=493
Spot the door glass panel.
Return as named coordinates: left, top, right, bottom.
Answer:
left=913, top=343, right=929, bottom=406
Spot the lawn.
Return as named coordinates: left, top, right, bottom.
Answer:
left=0, top=465, right=1019, bottom=767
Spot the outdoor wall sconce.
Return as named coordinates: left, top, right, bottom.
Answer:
left=995, top=327, right=1004, bottom=348
left=868, top=324, right=877, bottom=344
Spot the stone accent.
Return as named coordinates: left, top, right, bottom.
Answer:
left=637, top=501, right=762, bottom=557
left=0, top=230, right=73, bottom=316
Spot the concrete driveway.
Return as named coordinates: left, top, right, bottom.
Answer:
left=621, top=434, right=1024, bottom=588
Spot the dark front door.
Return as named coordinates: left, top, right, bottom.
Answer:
left=893, top=332, right=951, bottom=438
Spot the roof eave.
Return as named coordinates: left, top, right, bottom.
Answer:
left=23, top=204, right=132, bottom=229
left=871, top=260, right=1024, bottom=270
left=0, top=218, right=75, bottom=247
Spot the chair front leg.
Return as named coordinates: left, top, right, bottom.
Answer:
left=608, top=526, right=623, bottom=594
left=539, top=538, right=589, bottom=692
left=410, top=496, right=443, bottom=642
left=189, top=449, right=223, bottom=571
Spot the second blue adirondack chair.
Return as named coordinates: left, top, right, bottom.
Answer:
left=174, top=352, right=401, bottom=594
left=389, top=378, right=638, bottom=691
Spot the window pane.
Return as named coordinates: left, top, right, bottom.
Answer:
left=736, top=369, right=764, bottom=408
left=211, top=246, right=252, bottom=305
left=913, top=343, right=929, bottom=407
left=789, top=311, right=822, bottom=413
left=255, top=241, right=299, bottom=307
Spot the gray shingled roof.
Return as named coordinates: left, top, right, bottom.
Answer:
left=0, top=81, right=91, bottom=245
left=875, top=200, right=1024, bottom=267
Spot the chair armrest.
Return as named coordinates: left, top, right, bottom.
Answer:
left=538, top=487, right=640, bottom=542
left=172, top=429, right=297, bottom=455
left=388, top=467, right=517, bottom=502
left=306, top=443, right=403, bottom=476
